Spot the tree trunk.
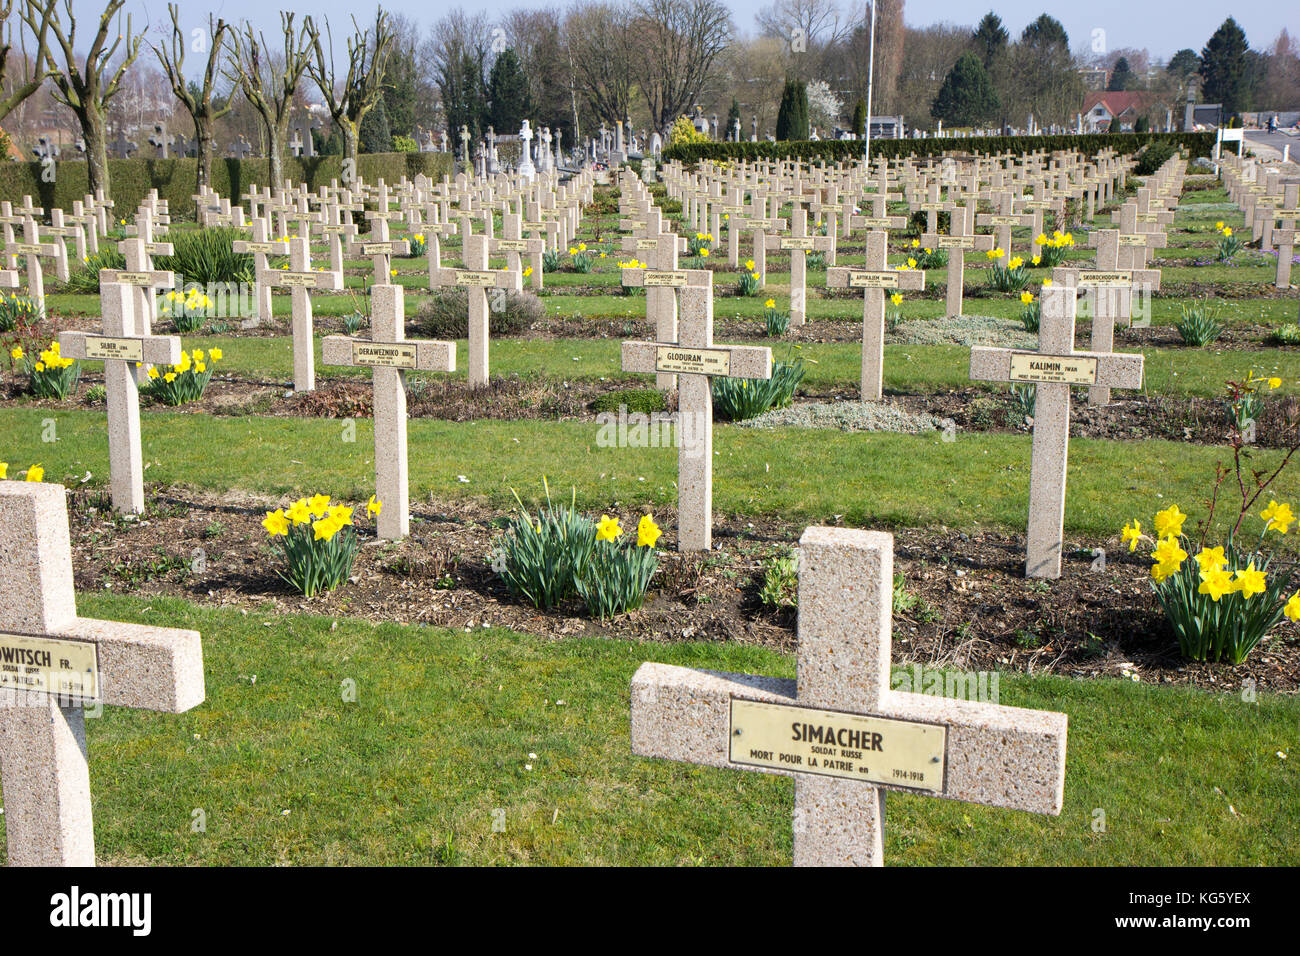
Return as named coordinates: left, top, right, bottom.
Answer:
left=268, top=114, right=291, bottom=189
left=195, top=120, right=214, bottom=190
left=341, top=121, right=359, bottom=178
left=81, top=108, right=110, bottom=197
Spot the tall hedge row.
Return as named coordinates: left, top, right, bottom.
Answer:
left=0, top=151, right=455, bottom=219
left=661, top=131, right=1218, bottom=165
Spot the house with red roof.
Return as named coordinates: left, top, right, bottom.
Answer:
left=1081, top=91, right=1163, bottom=133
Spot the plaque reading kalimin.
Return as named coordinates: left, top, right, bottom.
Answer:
left=1008, top=353, right=1098, bottom=385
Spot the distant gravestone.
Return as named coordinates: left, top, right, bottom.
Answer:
left=110, top=130, right=137, bottom=160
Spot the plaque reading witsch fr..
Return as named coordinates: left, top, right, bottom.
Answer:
left=1009, top=352, right=1098, bottom=385
left=728, top=698, right=946, bottom=792
left=0, top=632, right=100, bottom=702
left=655, top=346, right=731, bottom=376
left=84, top=335, right=144, bottom=362
left=352, top=342, right=417, bottom=369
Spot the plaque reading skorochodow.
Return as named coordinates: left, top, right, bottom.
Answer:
left=352, top=342, right=417, bottom=369
left=1076, top=270, right=1133, bottom=288
left=1009, top=352, right=1098, bottom=385
left=84, top=335, right=144, bottom=362
left=655, top=345, right=731, bottom=376
left=0, top=632, right=99, bottom=702
left=728, top=698, right=946, bottom=792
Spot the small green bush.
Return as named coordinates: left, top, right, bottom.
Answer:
left=590, top=388, right=667, bottom=415
left=414, top=288, right=544, bottom=338
left=491, top=482, right=597, bottom=610
left=712, top=358, right=804, bottom=422
left=1176, top=303, right=1223, bottom=346
left=1266, top=323, right=1300, bottom=346
left=156, top=226, right=254, bottom=285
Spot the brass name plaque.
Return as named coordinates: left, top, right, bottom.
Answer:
left=1021, top=200, right=1052, bottom=209
left=353, top=342, right=417, bottom=369
left=84, top=335, right=144, bottom=362
left=643, top=271, right=688, bottom=287
left=1273, top=209, right=1300, bottom=218
left=1117, top=233, right=1149, bottom=246
left=854, top=217, right=895, bottom=228
left=937, top=236, right=975, bottom=249
left=655, top=346, right=731, bottom=376
left=9, top=242, right=45, bottom=254
left=1009, top=352, right=1098, bottom=385
left=917, top=202, right=946, bottom=211
left=986, top=215, right=1022, bottom=225
left=277, top=272, right=319, bottom=287
left=236, top=241, right=277, bottom=253
left=360, top=243, right=395, bottom=255
left=1077, top=270, right=1132, bottom=288
left=455, top=270, right=498, bottom=287
left=781, top=237, right=817, bottom=251
left=144, top=243, right=172, bottom=255
left=847, top=271, right=899, bottom=289
left=494, top=239, right=530, bottom=251
left=635, top=238, right=660, bottom=250
left=0, top=632, right=99, bottom=702
left=728, top=699, right=946, bottom=792
left=113, top=271, right=159, bottom=285
left=522, top=221, right=546, bottom=230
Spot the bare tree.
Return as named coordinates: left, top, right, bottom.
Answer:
left=2, top=0, right=55, bottom=126
left=43, top=0, right=143, bottom=194
left=153, top=5, right=232, bottom=189
left=307, top=9, right=395, bottom=167
left=634, top=0, right=732, bottom=133
left=755, top=0, right=849, bottom=80
left=565, top=2, right=635, bottom=129
left=225, top=13, right=314, bottom=188
left=428, top=11, right=491, bottom=139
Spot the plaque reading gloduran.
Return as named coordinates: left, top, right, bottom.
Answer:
left=455, top=270, right=498, bottom=287
left=643, top=271, right=688, bottom=287
left=728, top=698, right=946, bottom=792
left=352, top=342, right=417, bottom=369
left=655, top=346, right=731, bottom=376
left=847, top=270, right=900, bottom=289
left=84, top=335, right=144, bottom=362
left=0, top=632, right=100, bottom=702
left=1009, top=352, right=1098, bottom=385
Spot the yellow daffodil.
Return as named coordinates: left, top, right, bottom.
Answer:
left=744, top=259, right=755, bottom=270
left=287, top=499, right=312, bottom=525
left=25, top=464, right=43, bottom=483
left=1285, top=591, right=1300, bottom=622
left=637, top=514, right=661, bottom=548
left=195, top=362, right=206, bottom=373
left=148, top=366, right=160, bottom=380
left=1152, top=535, right=1187, bottom=572
left=307, top=493, right=332, bottom=518
left=262, top=509, right=290, bottom=536
left=1269, top=377, right=1282, bottom=389
left=1215, top=221, right=1224, bottom=230
left=764, top=298, right=776, bottom=308
left=596, top=514, right=622, bottom=541
left=1261, top=500, right=1295, bottom=534
left=10, top=346, right=21, bottom=360
left=907, top=257, right=917, bottom=269
left=890, top=292, right=903, bottom=306
left=0, top=462, right=6, bottom=479
left=1121, top=520, right=1141, bottom=552
left=1233, top=563, right=1267, bottom=599
left=1198, top=567, right=1235, bottom=601
left=367, top=495, right=382, bottom=517
left=312, top=516, right=342, bottom=541
left=1153, top=504, right=1187, bottom=539
left=210, top=348, right=222, bottom=361
left=1041, top=279, right=1053, bottom=288
left=328, top=504, right=354, bottom=526
left=1031, top=255, right=1041, bottom=266
left=1194, top=546, right=1227, bottom=572
left=1020, top=291, right=1034, bottom=305
left=164, top=372, right=176, bottom=383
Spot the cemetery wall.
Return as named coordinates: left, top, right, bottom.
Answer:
left=0, top=151, right=454, bottom=220
left=663, top=131, right=1218, bottom=164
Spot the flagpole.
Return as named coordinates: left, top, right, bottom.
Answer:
left=864, top=0, right=877, bottom=168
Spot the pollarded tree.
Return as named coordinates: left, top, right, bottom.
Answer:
left=1200, top=18, right=1251, bottom=116
left=152, top=5, right=232, bottom=190
left=3, top=0, right=56, bottom=126
left=307, top=9, right=395, bottom=169
left=775, top=76, right=808, bottom=140
left=225, top=13, right=315, bottom=189
left=43, top=0, right=142, bottom=195
left=486, top=48, right=532, bottom=136
left=931, top=52, right=1000, bottom=127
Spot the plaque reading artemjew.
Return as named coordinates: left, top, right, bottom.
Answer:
left=847, top=271, right=900, bottom=289
left=352, top=342, right=417, bottom=369
left=655, top=346, right=731, bottom=376
left=0, top=632, right=100, bottom=702
left=728, top=698, right=946, bottom=792
left=84, top=335, right=144, bottom=362
left=643, top=271, right=688, bottom=287
left=1009, top=352, right=1098, bottom=385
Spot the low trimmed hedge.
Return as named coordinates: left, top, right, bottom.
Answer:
left=662, top=131, right=1218, bottom=165
left=0, top=151, right=454, bottom=220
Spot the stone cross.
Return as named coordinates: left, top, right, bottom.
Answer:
left=1113, top=203, right=1167, bottom=271
left=147, top=122, right=168, bottom=159
left=261, top=237, right=344, bottom=391
left=232, top=218, right=279, bottom=327
left=1268, top=184, right=1298, bottom=289
left=765, top=205, right=834, bottom=326
left=976, top=192, right=1034, bottom=260
left=491, top=212, right=544, bottom=292
left=827, top=232, right=926, bottom=401
left=57, top=282, right=182, bottom=513
left=110, top=129, right=137, bottom=159
left=620, top=269, right=771, bottom=551
left=5, top=217, right=60, bottom=308
left=970, top=286, right=1144, bottom=578
left=228, top=135, right=252, bottom=160
left=741, top=194, right=786, bottom=287
left=348, top=213, right=409, bottom=285
left=321, top=284, right=455, bottom=539
left=429, top=234, right=521, bottom=387
left=631, top=525, right=1068, bottom=865
left=921, top=204, right=994, bottom=317
left=0, top=480, right=204, bottom=866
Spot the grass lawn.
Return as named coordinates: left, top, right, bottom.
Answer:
left=2, top=594, right=1290, bottom=865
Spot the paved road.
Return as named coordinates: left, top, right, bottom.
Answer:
left=1244, top=130, right=1299, bottom=163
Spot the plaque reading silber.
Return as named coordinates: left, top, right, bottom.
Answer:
left=655, top=346, right=731, bottom=376
left=0, top=632, right=100, bottom=702
left=1009, top=352, right=1098, bottom=385
left=728, top=698, right=946, bottom=792
left=84, top=335, right=144, bottom=362
left=352, top=342, right=417, bottom=369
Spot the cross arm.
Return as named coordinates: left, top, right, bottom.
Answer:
left=970, top=345, right=1144, bottom=389
left=6, top=240, right=61, bottom=257
left=429, top=267, right=520, bottom=290
left=58, top=331, right=183, bottom=366
left=826, top=267, right=925, bottom=291
left=54, top=617, right=205, bottom=713
left=347, top=238, right=411, bottom=257
left=262, top=269, right=344, bottom=291
left=631, top=662, right=1067, bottom=814
left=619, top=268, right=710, bottom=288
left=98, top=269, right=175, bottom=290
left=321, top=335, right=456, bottom=372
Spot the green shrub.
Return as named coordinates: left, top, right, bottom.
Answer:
left=590, top=388, right=667, bottom=415
left=155, top=227, right=254, bottom=285
left=986, top=253, right=1031, bottom=292
left=0, top=292, right=42, bottom=332
left=414, top=288, right=543, bottom=338
left=66, top=248, right=126, bottom=293
left=1134, top=140, right=1176, bottom=175
left=491, top=482, right=597, bottom=610
left=763, top=301, right=790, bottom=336
left=1266, top=323, right=1300, bottom=346
left=758, top=551, right=798, bottom=609
left=341, top=311, right=367, bottom=335
left=712, top=357, right=804, bottom=422
left=542, top=249, right=562, bottom=272
left=1176, top=303, right=1223, bottom=346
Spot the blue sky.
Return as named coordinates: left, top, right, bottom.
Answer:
left=64, top=0, right=1293, bottom=63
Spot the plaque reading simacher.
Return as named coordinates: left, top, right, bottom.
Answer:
left=847, top=270, right=900, bottom=289
left=0, top=632, right=99, bottom=702
left=728, top=698, right=946, bottom=792
left=655, top=345, right=731, bottom=376
left=455, top=270, right=497, bottom=287
left=643, top=271, right=688, bottom=287
left=352, top=341, right=417, bottom=369
left=1009, top=352, right=1098, bottom=385
left=84, top=335, right=144, bottom=362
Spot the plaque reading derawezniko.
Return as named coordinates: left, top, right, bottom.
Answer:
left=352, top=342, right=417, bottom=369
left=655, top=346, right=731, bottom=376
left=1009, top=352, right=1098, bottom=385
left=0, top=632, right=100, bottom=702
left=728, top=698, right=946, bottom=792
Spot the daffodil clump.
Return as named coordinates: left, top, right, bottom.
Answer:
left=762, top=297, right=789, bottom=337
left=159, top=287, right=214, bottom=334
left=1213, top=221, right=1242, bottom=262
left=574, top=513, right=662, bottom=620
left=567, top=242, right=594, bottom=273
left=0, top=291, right=42, bottom=333
left=408, top=233, right=428, bottom=257
left=492, top=480, right=598, bottom=610
left=688, top=232, right=714, bottom=258
left=1121, top=502, right=1296, bottom=664
left=0, top=461, right=45, bottom=482
left=985, top=248, right=1031, bottom=293
left=1034, top=230, right=1075, bottom=267
left=713, top=348, right=805, bottom=422
left=906, top=239, right=946, bottom=270
left=262, top=493, right=382, bottom=597
left=1225, top=370, right=1282, bottom=434
left=1019, top=289, right=1041, bottom=332
left=25, top=339, right=81, bottom=399
left=737, top=258, right=761, bottom=296
left=139, top=347, right=222, bottom=406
